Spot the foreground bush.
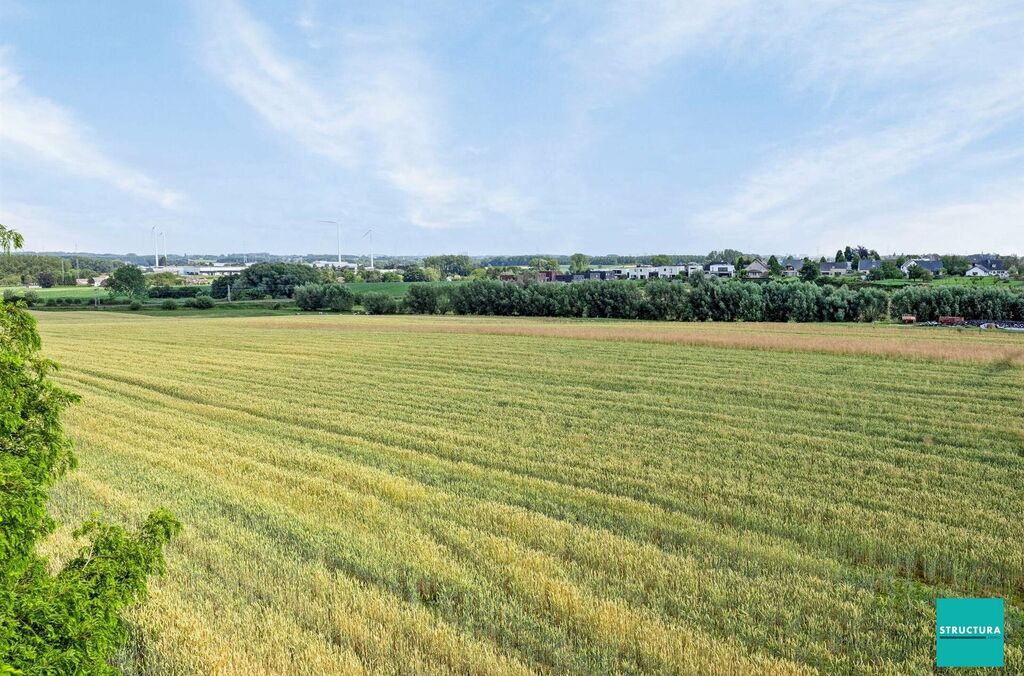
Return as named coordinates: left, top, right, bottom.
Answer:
left=0, top=299, right=181, bottom=673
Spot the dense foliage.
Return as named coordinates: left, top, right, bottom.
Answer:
left=361, top=292, right=399, bottom=314
left=0, top=300, right=181, bottom=673
left=421, top=255, right=473, bottom=277
left=410, top=278, right=1023, bottom=321
left=232, top=263, right=325, bottom=299
left=0, top=252, right=119, bottom=287
left=147, top=285, right=203, bottom=299
left=294, top=283, right=356, bottom=312
left=106, top=266, right=148, bottom=299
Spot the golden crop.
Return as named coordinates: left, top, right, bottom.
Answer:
left=35, top=313, right=1023, bottom=674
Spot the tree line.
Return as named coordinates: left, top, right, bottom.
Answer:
left=398, top=278, right=1024, bottom=322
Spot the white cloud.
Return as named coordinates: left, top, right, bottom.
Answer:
left=193, top=0, right=529, bottom=229
left=0, top=50, right=183, bottom=209
left=561, top=1, right=1024, bottom=252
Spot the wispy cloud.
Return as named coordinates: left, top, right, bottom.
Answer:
left=0, top=50, right=183, bottom=209
left=559, top=0, right=1024, bottom=252
left=192, top=0, right=528, bottom=229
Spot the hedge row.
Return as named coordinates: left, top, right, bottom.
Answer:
left=406, top=278, right=1024, bottom=322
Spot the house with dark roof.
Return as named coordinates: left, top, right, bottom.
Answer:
left=857, top=259, right=882, bottom=275
left=778, top=257, right=804, bottom=277
left=901, top=259, right=944, bottom=276
left=966, top=264, right=989, bottom=277
left=819, top=261, right=853, bottom=276
left=966, top=263, right=1009, bottom=278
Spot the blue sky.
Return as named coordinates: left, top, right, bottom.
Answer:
left=1, top=0, right=1022, bottom=256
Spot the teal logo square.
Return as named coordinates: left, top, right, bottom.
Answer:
left=936, top=598, right=1004, bottom=668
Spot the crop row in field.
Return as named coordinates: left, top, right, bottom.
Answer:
left=35, top=313, right=1023, bottom=674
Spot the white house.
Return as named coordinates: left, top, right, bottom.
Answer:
left=626, top=265, right=688, bottom=280
left=966, top=265, right=989, bottom=277
left=705, top=262, right=735, bottom=278
left=686, top=263, right=704, bottom=276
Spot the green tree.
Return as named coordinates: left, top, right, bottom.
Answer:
left=843, top=246, right=854, bottom=262
left=940, top=255, right=970, bottom=276
left=361, top=291, right=398, bottom=314
left=799, top=258, right=821, bottom=282
left=422, top=255, right=472, bottom=276
left=529, top=256, right=559, bottom=271
left=0, top=224, right=25, bottom=253
left=107, top=265, right=148, bottom=298
left=907, top=264, right=933, bottom=281
left=569, top=253, right=590, bottom=273
left=234, top=262, right=323, bottom=298
left=1, top=229, right=180, bottom=672
left=835, top=250, right=845, bottom=263
left=36, top=270, right=56, bottom=288
left=767, top=255, right=782, bottom=277
left=867, top=260, right=904, bottom=280
left=650, top=254, right=673, bottom=266
left=402, top=265, right=429, bottom=282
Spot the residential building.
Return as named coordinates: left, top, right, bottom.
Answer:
left=900, top=259, right=944, bottom=276
left=966, top=264, right=1009, bottom=278
left=778, top=258, right=804, bottom=277
left=743, top=259, right=770, bottom=278
left=857, top=259, right=882, bottom=275
left=705, top=262, right=735, bottom=278
left=75, top=275, right=109, bottom=287
left=626, top=265, right=688, bottom=280
left=820, top=261, right=853, bottom=276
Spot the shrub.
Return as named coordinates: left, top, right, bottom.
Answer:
left=161, top=299, right=179, bottom=310
left=294, top=284, right=325, bottom=311
left=322, top=284, right=355, bottom=312
left=23, top=290, right=39, bottom=307
left=129, top=301, right=143, bottom=311
left=148, top=286, right=200, bottom=299
left=405, top=284, right=446, bottom=314
left=362, top=292, right=398, bottom=314
left=192, top=295, right=215, bottom=309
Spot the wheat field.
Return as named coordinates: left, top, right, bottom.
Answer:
left=34, top=312, right=1023, bottom=674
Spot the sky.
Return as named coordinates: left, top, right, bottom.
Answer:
left=1, top=0, right=1022, bottom=257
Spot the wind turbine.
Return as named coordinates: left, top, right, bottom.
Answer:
left=362, top=229, right=374, bottom=269
left=318, top=219, right=344, bottom=266
left=151, top=226, right=159, bottom=268
left=160, top=231, right=167, bottom=267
